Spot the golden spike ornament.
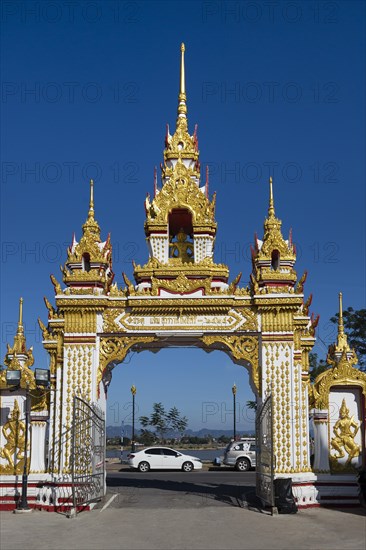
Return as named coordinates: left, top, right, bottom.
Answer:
left=162, top=43, right=200, bottom=166
left=11, top=297, right=26, bottom=354
left=89, top=178, right=94, bottom=212
left=18, top=297, right=23, bottom=326
left=82, top=179, right=100, bottom=237
left=177, top=42, right=187, bottom=122
left=2, top=298, right=35, bottom=378
left=5, top=298, right=29, bottom=358
left=268, top=176, right=275, bottom=217
left=335, top=292, right=350, bottom=353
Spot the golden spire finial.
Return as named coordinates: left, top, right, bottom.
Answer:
left=18, top=297, right=24, bottom=331
left=11, top=297, right=26, bottom=354
left=268, top=176, right=275, bottom=217
left=177, top=42, right=187, bottom=124
left=82, top=178, right=100, bottom=237
left=180, top=43, right=185, bottom=95
left=3, top=298, right=35, bottom=371
left=335, top=291, right=350, bottom=353
left=88, top=179, right=94, bottom=219
left=338, top=292, right=344, bottom=335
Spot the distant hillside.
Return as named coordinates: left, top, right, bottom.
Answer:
left=106, top=425, right=255, bottom=438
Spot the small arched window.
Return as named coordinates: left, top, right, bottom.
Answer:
left=82, top=253, right=91, bottom=272
left=271, top=250, right=280, bottom=271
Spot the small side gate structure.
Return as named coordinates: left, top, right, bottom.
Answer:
left=70, top=395, right=105, bottom=515
left=256, top=395, right=275, bottom=513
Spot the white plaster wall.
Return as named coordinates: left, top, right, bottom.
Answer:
left=30, top=416, right=48, bottom=473
left=194, top=235, right=213, bottom=262
left=149, top=235, right=169, bottom=263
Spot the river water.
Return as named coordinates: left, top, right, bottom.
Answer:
left=107, top=448, right=226, bottom=462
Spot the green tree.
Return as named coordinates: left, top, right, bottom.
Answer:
left=309, top=352, right=329, bottom=382
left=218, top=435, right=231, bottom=444
left=246, top=400, right=257, bottom=411
left=137, top=429, right=156, bottom=446
left=167, top=406, right=188, bottom=435
left=139, top=402, right=188, bottom=440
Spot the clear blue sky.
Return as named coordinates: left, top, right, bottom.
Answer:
left=1, top=1, right=365, bottom=431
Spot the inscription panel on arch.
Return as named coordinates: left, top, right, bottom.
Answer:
left=114, top=309, right=249, bottom=332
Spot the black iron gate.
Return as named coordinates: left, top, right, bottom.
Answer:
left=70, top=395, right=105, bottom=514
left=256, top=395, right=275, bottom=511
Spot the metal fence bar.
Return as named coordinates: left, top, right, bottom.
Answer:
left=256, top=395, right=274, bottom=511
left=70, top=395, right=105, bottom=515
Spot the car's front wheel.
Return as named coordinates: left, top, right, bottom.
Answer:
left=182, top=461, right=194, bottom=472
left=138, top=461, right=150, bottom=472
left=236, top=458, right=250, bottom=471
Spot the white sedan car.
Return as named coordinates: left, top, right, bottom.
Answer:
left=127, top=447, right=203, bottom=472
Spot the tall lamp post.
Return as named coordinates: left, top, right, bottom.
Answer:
left=19, top=383, right=30, bottom=511
left=131, top=385, right=136, bottom=452
left=232, top=383, right=237, bottom=441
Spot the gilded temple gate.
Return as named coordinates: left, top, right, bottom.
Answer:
left=1, top=43, right=340, bottom=511
left=41, top=43, right=317, bottom=494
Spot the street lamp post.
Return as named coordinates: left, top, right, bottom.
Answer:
left=18, top=384, right=30, bottom=510
left=232, top=383, right=237, bottom=441
left=131, top=385, right=136, bottom=452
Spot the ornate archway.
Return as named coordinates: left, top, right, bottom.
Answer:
left=39, top=45, right=316, bottom=489
left=1, top=44, right=320, bottom=510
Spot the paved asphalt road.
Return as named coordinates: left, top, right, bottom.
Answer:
left=104, top=470, right=259, bottom=509
left=2, top=470, right=365, bottom=550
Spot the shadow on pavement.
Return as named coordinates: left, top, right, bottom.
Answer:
left=106, top=475, right=262, bottom=509
left=322, top=506, right=366, bottom=517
